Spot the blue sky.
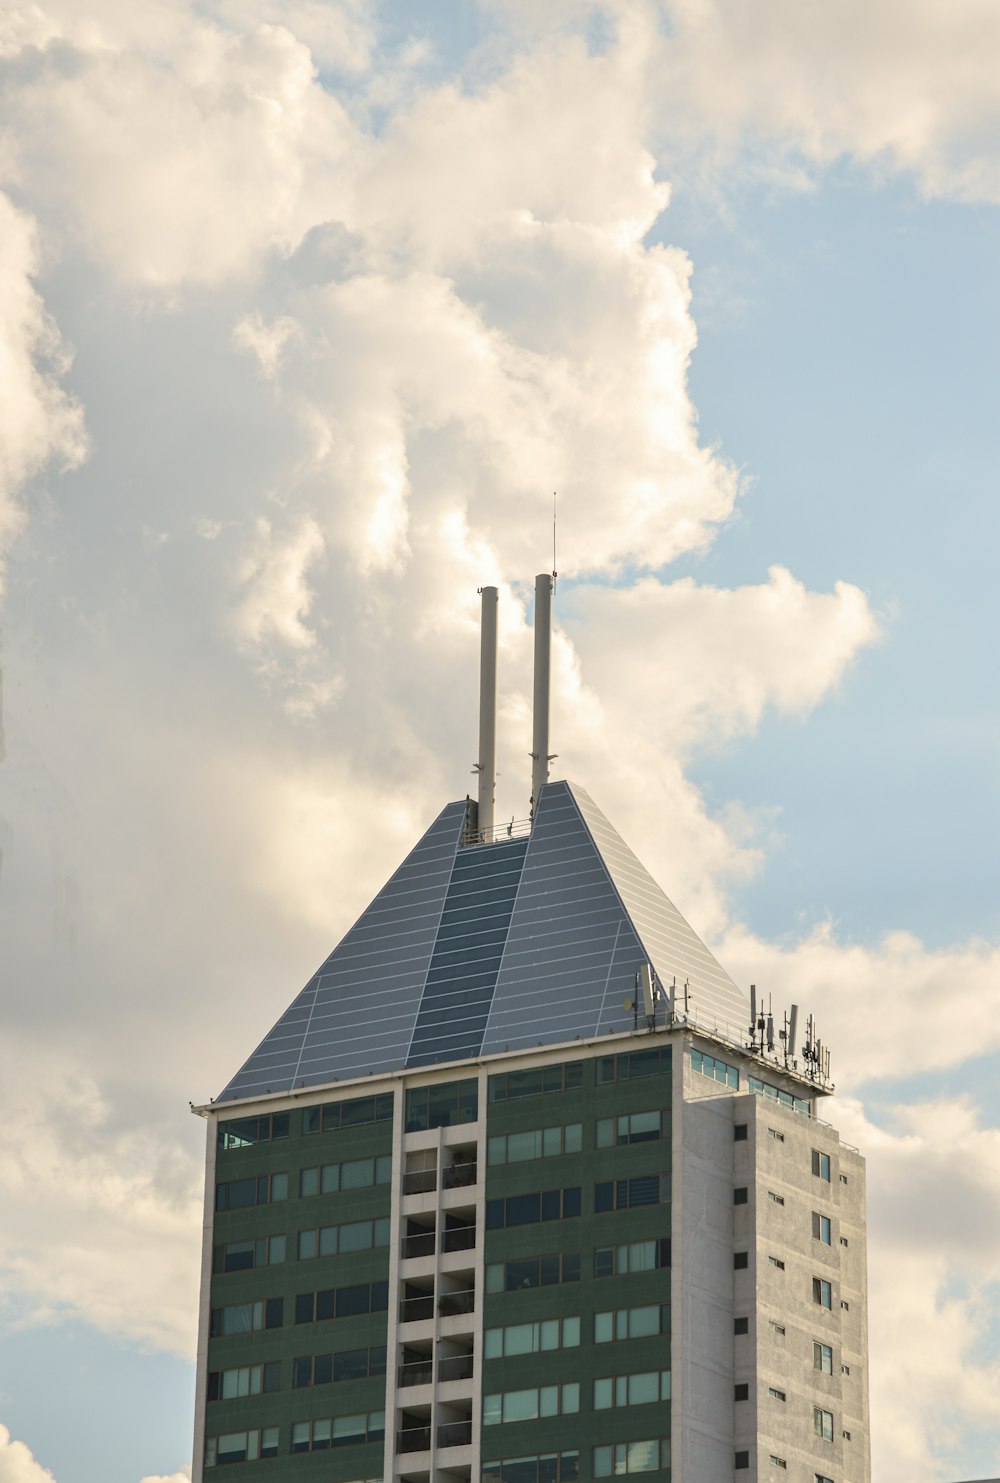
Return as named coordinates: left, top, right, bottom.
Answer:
left=0, top=4, right=999, bottom=1482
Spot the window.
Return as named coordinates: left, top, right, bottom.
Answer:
left=734, top=1317, right=749, bottom=1335
left=735, top=1382, right=749, bottom=1400
left=217, top=1113, right=289, bottom=1150
left=768, top=1127, right=785, bottom=1141
left=294, top=1281, right=389, bottom=1325
left=291, top=1345, right=386, bottom=1388
left=207, top=1363, right=280, bottom=1401
left=593, top=1439, right=670, bottom=1476
left=299, top=1156, right=392, bottom=1197
left=843, top=1430, right=852, bottom=1441
left=486, top=1252, right=580, bottom=1293
left=840, top=1236, right=850, bottom=1247
left=596, top=1046, right=672, bottom=1084
left=814, top=1342, right=833, bottom=1374
left=767, top=1190, right=785, bottom=1205
left=594, top=1238, right=670, bottom=1278
left=595, top=1173, right=670, bottom=1212
left=840, top=1173, right=849, bottom=1184
left=485, top=1316, right=580, bottom=1360
left=841, top=1300, right=850, bottom=1311
left=212, top=1235, right=285, bottom=1274
left=816, top=1476, right=835, bottom=1483
left=297, top=1216, right=390, bottom=1260
left=481, top=1452, right=579, bottom=1482
left=303, top=1092, right=393, bottom=1135
left=814, top=1408, right=834, bottom=1442
left=290, top=1410, right=384, bottom=1452
left=768, top=1320, right=785, bottom=1336
left=596, top=1110, right=667, bottom=1147
left=483, top=1383, right=580, bottom=1425
left=734, top=1187, right=748, bottom=1205
left=595, top=1304, right=670, bottom=1343
left=813, top=1277, right=833, bottom=1309
left=689, top=1048, right=739, bottom=1088
left=750, top=1075, right=811, bottom=1114
left=769, top=1458, right=787, bottom=1470
left=812, top=1212, right=832, bottom=1244
left=216, top=1173, right=288, bottom=1212
left=768, top=1387, right=786, bottom=1402
left=486, top=1187, right=581, bottom=1229
left=210, top=1298, right=283, bottom=1337
left=734, top=1252, right=749, bottom=1270
left=735, top=1453, right=750, bottom=1470
left=842, top=1364, right=851, bottom=1376
left=734, top=1123, right=748, bottom=1141
left=812, top=1150, right=831, bottom=1181
left=489, top=1123, right=583, bottom=1164
left=488, top=1061, right=584, bottom=1102
left=404, top=1079, right=477, bottom=1132
left=768, top=1256, right=785, bottom=1270
left=594, top=1370, right=670, bottom=1410
left=204, top=1429, right=279, bottom=1466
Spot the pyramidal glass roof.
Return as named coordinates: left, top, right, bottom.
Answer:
left=217, top=780, right=750, bottom=1102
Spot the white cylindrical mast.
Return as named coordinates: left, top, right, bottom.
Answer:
left=477, top=585, right=499, bottom=837
left=530, top=571, right=554, bottom=816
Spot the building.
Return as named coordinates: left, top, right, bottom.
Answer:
left=191, top=581, right=871, bottom=1483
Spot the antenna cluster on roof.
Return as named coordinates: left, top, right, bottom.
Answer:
left=748, top=985, right=831, bottom=1084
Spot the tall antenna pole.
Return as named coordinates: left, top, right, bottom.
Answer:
left=530, top=571, right=554, bottom=818
left=477, top=586, right=499, bottom=837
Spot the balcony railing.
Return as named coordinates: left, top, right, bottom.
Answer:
left=437, top=1288, right=475, bottom=1317
left=398, top=1353, right=474, bottom=1388
left=398, top=1359, right=433, bottom=1388
left=397, top=1425, right=431, bottom=1455
left=403, top=1170, right=437, bottom=1196
left=438, top=1420, right=473, bottom=1449
left=439, top=1354, right=474, bottom=1382
left=442, top=1163, right=477, bottom=1190
left=403, top=1231, right=436, bottom=1259
left=400, top=1294, right=435, bottom=1323
left=442, top=1225, right=476, bottom=1253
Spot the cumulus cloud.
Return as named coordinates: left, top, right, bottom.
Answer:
left=0, top=1427, right=55, bottom=1483
left=833, top=1096, right=1000, bottom=1480
left=0, top=193, right=87, bottom=581
left=139, top=1472, right=190, bottom=1483
left=656, top=0, right=1000, bottom=202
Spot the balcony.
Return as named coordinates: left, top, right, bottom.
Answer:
left=438, top=1421, right=473, bottom=1449
left=438, top=1288, right=475, bottom=1318
left=443, top=1162, right=477, bottom=1191
left=398, top=1425, right=432, bottom=1455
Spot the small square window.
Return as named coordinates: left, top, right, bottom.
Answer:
left=768, top=1387, right=786, bottom=1402
left=767, top=1189, right=784, bottom=1204
left=769, top=1458, right=787, bottom=1469
left=840, top=1236, right=849, bottom=1246
left=734, top=1383, right=749, bottom=1401
left=734, top=1187, right=749, bottom=1206
left=735, top=1452, right=750, bottom=1469
left=843, top=1430, right=852, bottom=1440
left=768, top=1127, right=784, bottom=1141
left=734, top=1123, right=748, bottom=1141
left=768, top=1256, right=785, bottom=1270
left=842, top=1364, right=851, bottom=1375
left=734, top=1317, right=749, bottom=1335
left=734, top=1252, right=749, bottom=1270
left=841, top=1300, right=850, bottom=1311
left=768, top=1320, right=786, bottom=1335
left=840, top=1173, right=849, bottom=1184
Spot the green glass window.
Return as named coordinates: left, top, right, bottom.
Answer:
left=404, top=1079, right=478, bottom=1131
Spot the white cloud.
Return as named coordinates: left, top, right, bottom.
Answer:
left=657, top=0, right=1000, bottom=202
left=833, top=1096, right=1000, bottom=1480
left=0, top=192, right=87, bottom=583
left=0, top=1426, right=55, bottom=1483
left=139, top=1471, right=190, bottom=1483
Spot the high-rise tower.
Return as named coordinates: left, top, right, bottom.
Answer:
left=191, top=582, right=870, bottom=1483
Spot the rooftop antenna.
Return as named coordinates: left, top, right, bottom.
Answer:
left=530, top=571, right=556, bottom=817
left=474, top=586, right=499, bottom=837
left=552, top=491, right=558, bottom=594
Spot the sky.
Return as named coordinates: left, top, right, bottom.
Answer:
left=1, top=1, right=999, bottom=1480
